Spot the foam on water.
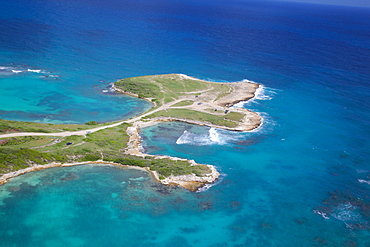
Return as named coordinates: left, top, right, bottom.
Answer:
left=175, top=80, right=277, bottom=147
left=176, top=127, right=246, bottom=146
left=358, top=179, right=370, bottom=185
left=315, top=201, right=370, bottom=230
left=332, top=203, right=361, bottom=222
left=209, top=128, right=221, bottom=143
left=233, top=84, right=278, bottom=108
left=176, top=128, right=222, bottom=146
left=0, top=64, right=50, bottom=76
left=249, top=111, right=276, bottom=134
left=27, top=69, right=41, bottom=73
left=196, top=173, right=224, bottom=193
left=313, top=209, right=330, bottom=220
left=356, top=169, right=370, bottom=174
left=0, top=63, right=152, bottom=123
left=102, top=83, right=117, bottom=94
left=175, top=112, right=275, bottom=146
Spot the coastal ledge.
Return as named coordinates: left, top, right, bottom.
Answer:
left=117, top=74, right=262, bottom=131
left=0, top=74, right=260, bottom=192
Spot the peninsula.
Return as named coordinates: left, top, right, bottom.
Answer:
left=0, top=74, right=261, bottom=191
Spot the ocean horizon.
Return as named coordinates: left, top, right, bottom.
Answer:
left=0, top=0, right=370, bottom=246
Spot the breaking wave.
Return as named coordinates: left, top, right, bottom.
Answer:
left=313, top=210, right=330, bottom=220
left=176, top=128, right=240, bottom=146
left=314, top=202, right=369, bottom=230
left=233, top=83, right=278, bottom=108
left=196, top=173, right=224, bottom=192
left=358, top=179, right=370, bottom=185
left=175, top=112, right=275, bottom=146
left=253, top=84, right=276, bottom=101
left=249, top=111, right=275, bottom=133
left=0, top=64, right=56, bottom=77
left=332, top=203, right=361, bottom=222
left=102, top=83, right=118, bottom=94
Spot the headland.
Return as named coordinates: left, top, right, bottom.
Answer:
left=0, top=74, right=261, bottom=191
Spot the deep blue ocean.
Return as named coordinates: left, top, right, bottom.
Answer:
left=1, top=0, right=370, bottom=246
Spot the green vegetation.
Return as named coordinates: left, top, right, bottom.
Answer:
left=0, top=119, right=110, bottom=134
left=115, top=74, right=210, bottom=106
left=215, top=91, right=230, bottom=101
left=0, top=136, right=45, bottom=146
left=149, top=159, right=209, bottom=177
left=172, top=100, right=194, bottom=107
left=223, top=111, right=245, bottom=122
left=146, top=109, right=243, bottom=128
left=85, top=121, right=99, bottom=125
left=0, top=148, right=67, bottom=171
left=0, top=122, right=211, bottom=178
left=114, top=74, right=247, bottom=128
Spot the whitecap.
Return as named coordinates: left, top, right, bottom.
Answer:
left=241, top=78, right=258, bottom=84
left=332, top=203, right=361, bottom=222
left=27, top=69, right=41, bottom=73
left=358, top=179, right=370, bottom=185
left=129, top=177, right=146, bottom=181
left=254, top=85, right=277, bottom=101
left=196, top=183, right=214, bottom=192
left=313, top=210, right=330, bottom=219
left=196, top=172, right=225, bottom=193
left=176, top=128, right=240, bottom=146
left=11, top=70, right=23, bottom=74
left=233, top=84, right=278, bottom=108
left=102, top=85, right=116, bottom=93
left=209, top=128, right=222, bottom=143
left=175, top=113, right=274, bottom=146
left=176, top=129, right=215, bottom=146
left=246, top=111, right=276, bottom=134
left=356, top=169, right=369, bottom=173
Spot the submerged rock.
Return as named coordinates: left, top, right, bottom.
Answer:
left=198, top=201, right=212, bottom=210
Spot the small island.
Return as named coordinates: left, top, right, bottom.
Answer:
left=0, top=74, right=261, bottom=191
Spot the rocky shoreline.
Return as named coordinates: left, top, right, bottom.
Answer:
left=0, top=160, right=220, bottom=192
left=125, top=120, right=220, bottom=191
left=0, top=161, right=148, bottom=185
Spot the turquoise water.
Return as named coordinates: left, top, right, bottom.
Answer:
left=1, top=0, right=370, bottom=246
left=0, top=66, right=152, bottom=124
left=0, top=164, right=210, bottom=246
left=140, top=81, right=370, bottom=245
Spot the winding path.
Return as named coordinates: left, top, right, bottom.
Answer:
left=0, top=121, right=125, bottom=138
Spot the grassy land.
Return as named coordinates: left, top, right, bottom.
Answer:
left=115, top=74, right=245, bottom=127
left=146, top=109, right=244, bottom=128
left=115, top=74, right=212, bottom=106
left=0, top=123, right=211, bottom=177
left=172, top=100, right=194, bottom=107
left=0, top=119, right=114, bottom=134
left=204, top=109, right=245, bottom=122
